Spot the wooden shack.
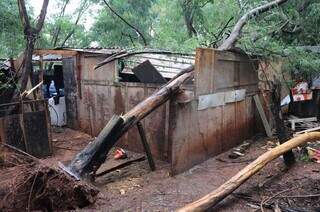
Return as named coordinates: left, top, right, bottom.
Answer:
left=34, top=47, right=260, bottom=174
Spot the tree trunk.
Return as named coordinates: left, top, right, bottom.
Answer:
left=17, top=0, right=49, bottom=93
left=63, top=66, right=194, bottom=179
left=271, top=81, right=295, bottom=166
left=178, top=132, right=320, bottom=212
left=20, top=37, right=35, bottom=92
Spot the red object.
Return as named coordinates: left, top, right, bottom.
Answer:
left=114, top=148, right=127, bottom=159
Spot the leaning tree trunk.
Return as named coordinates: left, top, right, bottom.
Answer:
left=62, top=66, right=194, bottom=179
left=218, top=0, right=288, bottom=50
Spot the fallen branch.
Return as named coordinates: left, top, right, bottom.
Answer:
left=1, top=143, right=39, bottom=161
left=177, top=132, right=320, bottom=212
left=260, top=187, right=298, bottom=212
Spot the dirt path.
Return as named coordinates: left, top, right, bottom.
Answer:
left=2, top=128, right=320, bottom=211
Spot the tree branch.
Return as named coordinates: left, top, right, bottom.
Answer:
left=17, top=0, right=31, bottom=32
left=102, top=0, right=147, bottom=46
left=59, top=0, right=89, bottom=46
left=218, top=0, right=289, bottom=51
left=35, top=0, right=49, bottom=33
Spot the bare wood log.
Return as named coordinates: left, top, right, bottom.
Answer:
left=218, top=0, right=288, bottom=51
left=177, top=132, right=320, bottom=212
left=62, top=66, right=194, bottom=179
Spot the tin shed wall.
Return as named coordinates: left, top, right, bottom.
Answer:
left=76, top=55, right=170, bottom=161
left=169, top=48, right=259, bottom=174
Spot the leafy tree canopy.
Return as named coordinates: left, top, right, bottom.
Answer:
left=0, top=0, right=319, bottom=80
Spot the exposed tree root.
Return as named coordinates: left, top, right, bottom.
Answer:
left=0, top=159, right=99, bottom=211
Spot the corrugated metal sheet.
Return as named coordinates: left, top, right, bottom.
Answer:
left=122, top=53, right=195, bottom=79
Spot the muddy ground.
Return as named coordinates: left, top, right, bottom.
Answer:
left=1, top=127, right=320, bottom=211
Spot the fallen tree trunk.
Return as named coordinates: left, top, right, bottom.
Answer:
left=177, top=132, right=320, bottom=212
left=63, top=65, right=194, bottom=179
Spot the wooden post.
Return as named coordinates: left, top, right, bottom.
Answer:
left=137, top=121, right=156, bottom=171
left=178, top=132, right=320, bottom=212
left=253, top=94, right=273, bottom=138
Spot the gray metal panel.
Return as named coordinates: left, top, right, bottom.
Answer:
left=198, top=92, right=225, bottom=110
left=198, top=89, right=246, bottom=110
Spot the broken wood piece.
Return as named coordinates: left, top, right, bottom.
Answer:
left=253, top=95, right=273, bottom=138
left=137, top=121, right=156, bottom=171
left=288, top=117, right=317, bottom=131
left=63, top=66, right=194, bottom=179
left=21, top=81, right=43, bottom=98
left=177, top=132, right=320, bottom=212
left=294, top=126, right=320, bottom=136
left=95, top=155, right=145, bottom=177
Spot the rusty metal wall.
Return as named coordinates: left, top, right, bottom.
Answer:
left=72, top=49, right=259, bottom=171
left=169, top=48, right=259, bottom=174
left=76, top=55, right=170, bottom=161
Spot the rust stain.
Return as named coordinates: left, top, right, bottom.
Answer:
left=114, top=87, right=125, bottom=115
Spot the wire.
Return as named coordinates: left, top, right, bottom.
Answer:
left=48, top=103, right=59, bottom=126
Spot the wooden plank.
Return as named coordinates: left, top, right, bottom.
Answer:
left=0, top=114, right=25, bottom=151
left=95, top=156, right=145, bottom=177
left=294, top=126, right=320, bottom=135
left=253, top=94, right=273, bottom=137
left=63, top=57, right=79, bottom=129
left=195, top=48, right=214, bottom=96
left=23, top=111, right=51, bottom=157
left=222, top=103, right=237, bottom=151
left=34, top=49, right=78, bottom=56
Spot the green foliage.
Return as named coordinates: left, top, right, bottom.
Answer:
left=0, top=0, right=319, bottom=81
left=0, top=0, right=25, bottom=58
left=90, top=0, right=155, bottom=47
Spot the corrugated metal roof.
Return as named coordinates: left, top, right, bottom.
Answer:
left=31, top=48, right=195, bottom=79
left=122, top=53, right=195, bottom=78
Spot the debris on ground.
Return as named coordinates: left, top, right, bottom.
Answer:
left=114, top=148, right=127, bottom=160
left=307, top=147, right=320, bottom=163
left=228, top=140, right=252, bottom=159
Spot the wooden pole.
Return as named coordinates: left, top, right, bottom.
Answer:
left=62, top=66, right=194, bottom=179
left=137, top=121, right=156, bottom=171
left=177, top=132, right=320, bottom=212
